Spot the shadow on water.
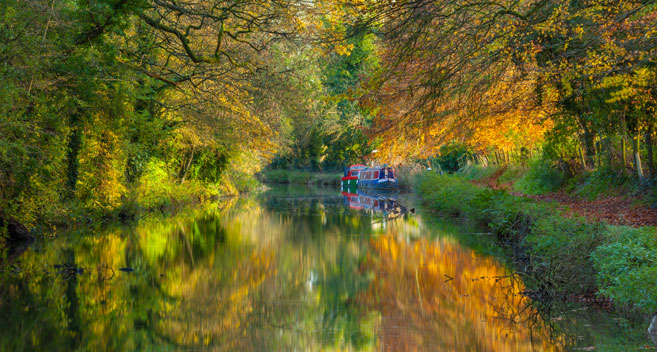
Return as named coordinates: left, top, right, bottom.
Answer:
left=0, top=185, right=653, bottom=351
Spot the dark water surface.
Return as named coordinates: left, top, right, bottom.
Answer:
left=0, top=186, right=649, bottom=351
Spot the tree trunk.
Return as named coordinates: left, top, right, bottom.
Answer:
left=66, top=114, right=82, bottom=193
left=578, top=147, right=587, bottom=170
left=632, top=135, right=644, bottom=179
left=605, top=137, right=613, bottom=167
left=646, top=126, right=654, bottom=178
left=622, top=135, right=627, bottom=169
left=180, top=148, right=195, bottom=183
left=581, top=130, right=596, bottom=168
left=621, top=117, right=629, bottom=171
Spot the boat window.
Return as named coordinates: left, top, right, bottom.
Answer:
left=352, top=170, right=359, bottom=176
left=374, top=171, right=379, bottom=178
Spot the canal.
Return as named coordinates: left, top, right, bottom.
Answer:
left=0, top=186, right=648, bottom=351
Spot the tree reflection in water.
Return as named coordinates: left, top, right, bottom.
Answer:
left=361, top=235, right=562, bottom=351
left=0, top=189, right=564, bottom=351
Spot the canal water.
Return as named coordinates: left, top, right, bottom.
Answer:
left=0, top=186, right=649, bottom=351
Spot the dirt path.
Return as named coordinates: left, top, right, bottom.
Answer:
left=514, top=192, right=657, bottom=227
left=473, top=167, right=657, bottom=228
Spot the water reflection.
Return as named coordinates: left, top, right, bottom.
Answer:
left=1, top=187, right=560, bottom=351
left=362, top=235, right=559, bottom=351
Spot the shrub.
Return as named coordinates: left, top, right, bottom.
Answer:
left=416, top=173, right=485, bottom=217
left=513, top=159, right=566, bottom=195
left=434, top=143, right=472, bottom=173
left=457, top=164, right=500, bottom=181
left=416, top=172, right=657, bottom=315
left=497, top=165, right=526, bottom=184
left=524, top=216, right=607, bottom=296
left=592, top=226, right=657, bottom=312
left=572, top=167, right=632, bottom=200
left=135, top=159, right=215, bottom=210
left=230, top=171, right=260, bottom=193
left=260, top=169, right=342, bottom=185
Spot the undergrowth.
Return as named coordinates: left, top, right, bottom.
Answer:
left=457, top=164, right=500, bottom=181
left=513, top=160, right=566, bottom=195
left=259, top=170, right=342, bottom=185
left=416, top=172, right=657, bottom=315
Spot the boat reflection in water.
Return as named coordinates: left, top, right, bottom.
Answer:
left=341, top=186, right=413, bottom=226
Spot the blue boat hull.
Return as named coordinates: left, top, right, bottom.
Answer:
left=358, top=178, right=398, bottom=189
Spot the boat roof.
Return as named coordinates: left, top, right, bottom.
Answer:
left=348, top=164, right=367, bottom=169
left=361, top=164, right=392, bottom=170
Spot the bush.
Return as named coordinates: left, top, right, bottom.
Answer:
left=416, top=173, right=484, bottom=217
left=497, top=165, right=525, bottom=184
left=570, top=167, right=632, bottom=200
left=457, top=164, right=500, bottom=181
left=513, top=159, right=566, bottom=195
left=525, top=216, right=607, bottom=296
left=592, top=226, right=657, bottom=312
left=260, top=169, right=341, bottom=185
left=229, top=171, right=260, bottom=193
left=135, top=159, right=216, bottom=210
left=434, top=143, right=472, bottom=173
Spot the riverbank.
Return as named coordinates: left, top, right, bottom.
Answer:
left=458, top=163, right=657, bottom=227
left=415, top=172, right=657, bottom=319
left=0, top=170, right=260, bottom=261
left=258, top=170, right=342, bottom=186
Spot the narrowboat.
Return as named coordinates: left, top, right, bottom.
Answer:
left=358, top=165, right=398, bottom=189
left=341, top=164, right=367, bottom=188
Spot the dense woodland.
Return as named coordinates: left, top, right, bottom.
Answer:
left=1, top=0, right=657, bottom=239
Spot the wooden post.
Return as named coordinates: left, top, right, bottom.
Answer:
left=622, top=117, right=629, bottom=171
left=646, top=126, right=654, bottom=178
left=632, top=134, right=644, bottom=179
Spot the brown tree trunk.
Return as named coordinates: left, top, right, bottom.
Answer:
left=605, top=137, right=613, bottom=167
left=622, top=135, right=628, bottom=170
left=580, top=127, right=596, bottom=168
left=180, top=148, right=195, bottom=183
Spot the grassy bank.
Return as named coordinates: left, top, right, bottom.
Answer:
left=258, top=170, right=343, bottom=186
left=1, top=163, right=261, bottom=256
left=416, top=172, right=657, bottom=317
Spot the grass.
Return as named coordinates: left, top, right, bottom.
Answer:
left=513, top=159, right=566, bottom=195
left=456, top=164, right=501, bottom=181
left=415, top=172, right=657, bottom=316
